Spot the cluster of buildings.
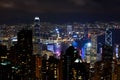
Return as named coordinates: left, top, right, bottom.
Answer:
left=0, top=28, right=87, bottom=80
left=0, top=17, right=120, bottom=79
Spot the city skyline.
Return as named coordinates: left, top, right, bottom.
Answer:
left=0, top=17, right=120, bottom=79
left=0, top=1, right=120, bottom=79
left=0, top=0, right=120, bottom=24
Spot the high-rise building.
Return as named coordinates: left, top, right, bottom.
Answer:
left=41, top=55, right=59, bottom=80
left=105, top=28, right=112, bottom=46
left=61, top=46, right=89, bottom=80
left=88, top=32, right=98, bottom=68
left=33, top=17, right=41, bottom=55
left=35, top=55, right=42, bottom=79
left=67, top=25, right=72, bottom=35
left=0, top=44, right=11, bottom=80
left=16, top=29, right=35, bottom=79
left=102, top=44, right=113, bottom=61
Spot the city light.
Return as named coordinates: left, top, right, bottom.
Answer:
left=86, top=42, right=92, bottom=47
left=0, top=16, right=120, bottom=80
left=11, top=36, right=17, bottom=41
left=74, top=58, right=82, bottom=63
left=35, top=17, right=40, bottom=20
left=55, top=28, right=59, bottom=34
left=1, top=62, right=7, bottom=66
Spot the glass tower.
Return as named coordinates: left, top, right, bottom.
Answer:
left=33, top=17, right=41, bottom=55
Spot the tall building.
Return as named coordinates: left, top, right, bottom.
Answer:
left=0, top=44, right=11, bottom=80
left=35, top=55, right=42, bottom=79
left=41, top=55, right=59, bottom=80
left=17, top=29, right=33, bottom=54
left=89, top=34, right=97, bottom=68
left=62, top=46, right=75, bottom=80
left=105, top=28, right=112, bottom=46
left=0, top=24, right=10, bottom=49
left=15, top=29, right=35, bottom=79
left=102, top=44, right=113, bottom=61
left=33, top=17, right=41, bottom=55
left=67, top=25, right=72, bottom=35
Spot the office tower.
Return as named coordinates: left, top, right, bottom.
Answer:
left=48, top=56, right=59, bottom=80
left=102, top=44, right=113, bottom=61
left=17, top=29, right=33, bottom=54
left=16, top=29, right=35, bottom=79
left=35, top=55, right=42, bottom=79
left=67, top=25, right=72, bottom=35
left=0, top=44, right=11, bottom=80
left=33, top=17, right=41, bottom=55
left=88, top=32, right=98, bottom=68
left=0, top=24, right=10, bottom=48
left=84, top=42, right=92, bottom=63
left=62, top=46, right=79, bottom=80
left=105, top=28, right=112, bottom=46
left=62, top=46, right=89, bottom=80
left=61, top=46, right=74, bottom=80
left=41, top=55, right=59, bottom=80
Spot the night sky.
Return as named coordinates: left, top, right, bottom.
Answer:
left=0, top=0, right=120, bottom=24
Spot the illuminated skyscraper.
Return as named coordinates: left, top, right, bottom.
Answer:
left=67, top=25, right=72, bottom=35
left=105, top=28, right=112, bottom=46
left=33, top=17, right=41, bottom=55
left=89, top=34, right=97, bottom=68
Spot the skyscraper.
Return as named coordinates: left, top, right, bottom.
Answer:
left=17, top=29, right=35, bottom=79
left=33, top=17, right=41, bottom=55
left=67, top=25, right=72, bottom=35
left=102, top=44, right=113, bottom=61
left=6, top=29, right=35, bottom=79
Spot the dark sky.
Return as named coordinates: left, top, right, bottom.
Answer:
left=0, top=0, right=120, bottom=24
